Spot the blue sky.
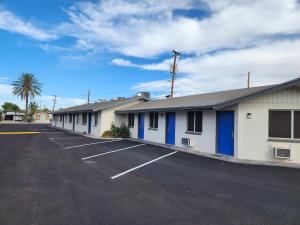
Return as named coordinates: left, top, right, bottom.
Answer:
left=1, top=0, right=300, bottom=110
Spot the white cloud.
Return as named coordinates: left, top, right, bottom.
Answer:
left=0, top=81, right=86, bottom=110
left=0, top=9, right=54, bottom=40
left=0, top=76, right=8, bottom=80
left=132, top=39, right=300, bottom=95
left=57, top=0, right=300, bottom=57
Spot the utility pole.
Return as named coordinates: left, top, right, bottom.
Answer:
left=247, top=71, right=250, bottom=88
left=52, top=95, right=57, bottom=112
left=87, top=90, right=90, bottom=103
left=170, top=50, right=181, bottom=98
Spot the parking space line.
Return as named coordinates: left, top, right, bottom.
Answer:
left=65, top=140, right=121, bottom=149
left=110, top=151, right=178, bottom=180
left=49, top=138, right=64, bottom=148
left=50, top=137, right=86, bottom=140
left=82, top=144, right=146, bottom=160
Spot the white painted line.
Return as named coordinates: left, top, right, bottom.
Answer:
left=65, top=140, right=121, bottom=149
left=110, top=151, right=178, bottom=180
left=49, top=138, right=64, bottom=148
left=82, top=144, right=146, bottom=160
left=50, top=137, right=86, bottom=140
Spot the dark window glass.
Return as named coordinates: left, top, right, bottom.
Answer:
left=94, top=112, right=98, bottom=126
left=82, top=113, right=87, bottom=124
left=154, top=112, right=158, bottom=128
left=195, top=111, right=203, bottom=132
left=60, top=115, right=62, bottom=122
left=76, top=114, right=79, bottom=124
left=269, top=111, right=291, bottom=138
left=294, top=111, right=300, bottom=139
left=149, top=112, right=158, bottom=128
left=128, top=113, right=134, bottom=127
left=69, top=114, right=72, bottom=123
left=187, top=111, right=194, bottom=131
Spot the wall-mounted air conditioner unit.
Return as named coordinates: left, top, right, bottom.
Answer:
left=182, top=138, right=191, bottom=147
left=274, top=147, right=291, bottom=159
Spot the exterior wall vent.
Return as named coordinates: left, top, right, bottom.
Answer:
left=274, top=147, right=291, bottom=159
left=182, top=138, right=191, bottom=147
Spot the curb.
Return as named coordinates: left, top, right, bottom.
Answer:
left=49, top=125, right=300, bottom=169
left=127, top=138, right=300, bottom=169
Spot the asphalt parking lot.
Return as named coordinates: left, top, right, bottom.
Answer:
left=1, top=124, right=300, bottom=225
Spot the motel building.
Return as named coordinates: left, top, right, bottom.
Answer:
left=52, top=93, right=149, bottom=137
left=52, top=77, right=300, bottom=165
left=116, top=77, right=300, bottom=165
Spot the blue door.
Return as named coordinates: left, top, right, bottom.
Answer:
left=217, top=111, right=234, bottom=156
left=138, top=113, right=144, bottom=139
left=88, top=113, right=92, bottom=134
left=166, top=112, right=176, bottom=145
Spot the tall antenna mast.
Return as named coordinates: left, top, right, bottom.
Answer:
left=170, top=50, right=181, bottom=98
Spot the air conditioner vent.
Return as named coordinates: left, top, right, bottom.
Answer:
left=182, top=138, right=191, bottom=146
left=274, top=147, right=291, bottom=159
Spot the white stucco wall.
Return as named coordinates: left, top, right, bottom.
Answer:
left=90, top=112, right=101, bottom=137
left=237, top=87, right=300, bottom=164
left=100, top=100, right=143, bottom=136
left=175, top=110, right=217, bottom=154
left=125, top=110, right=217, bottom=154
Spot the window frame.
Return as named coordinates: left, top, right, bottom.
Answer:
left=186, top=111, right=203, bottom=133
left=128, top=113, right=135, bottom=128
left=82, top=113, right=87, bottom=125
left=94, top=112, right=98, bottom=126
left=149, top=112, right=158, bottom=129
left=268, top=109, right=300, bottom=140
left=76, top=114, right=79, bottom=124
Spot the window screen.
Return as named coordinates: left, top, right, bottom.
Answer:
left=187, top=111, right=194, bottom=131
left=269, top=111, right=291, bottom=138
left=149, top=112, right=158, bottom=129
left=128, top=113, right=134, bottom=127
left=294, top=111, right=300, bottom=139
left=94, top=112, right=98, bottom=126
left=82, top=113, right=87, bottom=124
left=195, top=111, right=203, bottom=132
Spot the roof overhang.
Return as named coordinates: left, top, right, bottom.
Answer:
left=116, top=105, right=213, bottom=113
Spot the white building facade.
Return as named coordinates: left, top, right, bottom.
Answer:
left=117, top=78, right=300, bottom=165
left=52, top=95, right=148, bottom=137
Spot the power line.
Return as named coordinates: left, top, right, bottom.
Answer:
left=175, top=80, right=203, bottom=92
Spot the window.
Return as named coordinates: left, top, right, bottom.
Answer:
left=149, top=112, right=158, bottom=129
left=82, top=113, right=87, bottom=124
left=294, top=111, right=300, bottom=139
left=128, top=113, right=135, bottom=127
left=269, top=111, right=291, bottom=138
left=60, top=115, right=62, bottom=122
left=35, top=115, right=40, bottom=120
left=187, top=111, right=202, bottom=133
left=69, top=114, right=72, bottom=123
left=45, top=115, right=50, bottom=120
left=76, top=114, right=79, bottom=124
left=64, top=114, right=67, bottom=122
left=94, top=112, right=98, bottom=126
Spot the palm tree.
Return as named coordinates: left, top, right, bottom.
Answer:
left=12, top=73, right=42, bottom=121
left=29, top=101, right=39, bottom=115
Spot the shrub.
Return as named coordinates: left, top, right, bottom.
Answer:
left=102, top=130, right=113, bottom=138
left=102, top=123, right=130, bottom=138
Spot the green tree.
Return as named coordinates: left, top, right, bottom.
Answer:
left=11, top=73, right=42, bottom=121
left=29, top=101, right=39, bottom=115
left=1, top=102, right=21, bottom=113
